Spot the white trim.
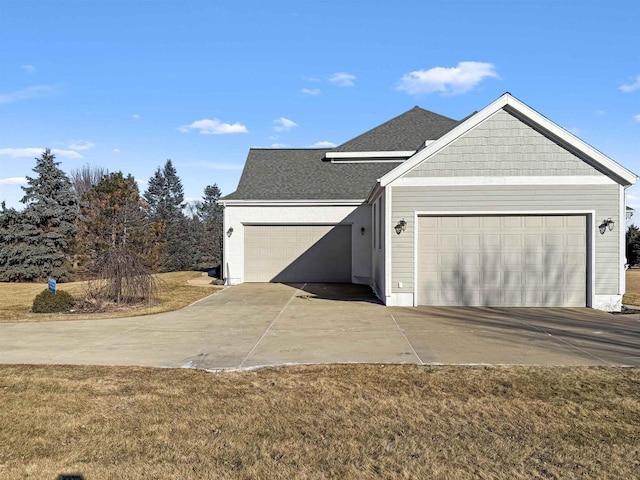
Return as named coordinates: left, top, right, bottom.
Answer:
left=412, top=210, right=596, bottom=308
left=329, top=159, right=406, bottom=164
left=325, top=150, right=415, bottom=159
left=384, top=186, right=392, bottom=305
left=594, top=294, right=622, bottom=312
left=392, top=175, right=616, bottom=187
left=390, top=292, right=413, bottom=307
left=380, top=93, right=637, bottom=187
left=223, top=203, right=228, bottom=284
left=367, top=183, right=384, bottom=204
left=221, top=199, right=364, bottom=206
left=620, top=185, right=626, bottom=295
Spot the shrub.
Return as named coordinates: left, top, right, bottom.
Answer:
left=32, top=288, right=75, bottom=313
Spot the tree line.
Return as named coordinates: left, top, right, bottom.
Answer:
left=0, top=150, right=224, bottom=289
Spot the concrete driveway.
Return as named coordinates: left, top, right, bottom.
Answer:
left=0, top=283, right=638, bottom=368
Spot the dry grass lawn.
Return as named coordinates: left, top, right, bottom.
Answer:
left=623, top=269, right=640, bottom=306
left=0, top=364, right=638, bottom=479
left=0, top=271, right=222, bottom=323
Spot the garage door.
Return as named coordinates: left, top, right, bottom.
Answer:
left=244, top=225, right=352, bottom=283
left=417, top=215, right=587, bottom=307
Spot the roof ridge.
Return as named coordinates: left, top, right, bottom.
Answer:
left=332, top=105, right=459, bottom=153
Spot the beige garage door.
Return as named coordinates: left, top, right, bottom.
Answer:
left=244, top=225, right=352, bottom=283
left=417, top=215, right=587, bottom=307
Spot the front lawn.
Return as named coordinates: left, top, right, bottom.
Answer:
left=624, top=268, right=640, bottom=306
left=0, top=364, right=638, bottom=479
left=0, top=271, right=221, bottom=322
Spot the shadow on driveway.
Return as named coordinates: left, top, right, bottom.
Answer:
left=391, top=306, right=640, bottom=366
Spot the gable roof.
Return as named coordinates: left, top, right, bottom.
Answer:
left=332, top=106, right=460, bottom=152
left=378, top=93, right=638, bottom=190
left=222, top=149, right=399, bottom=201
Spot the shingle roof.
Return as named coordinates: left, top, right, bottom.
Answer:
left=223, top=149, right=399, bottom=200
left=222, top=106, right=461, bottom=201
left=332, top=106, right=460, bottom=152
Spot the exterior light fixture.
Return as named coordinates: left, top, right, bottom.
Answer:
left=598, top=218, right=615, bottom=235
left=226, top=227, right=234, bottom=237
left=394, top=219, right=407, bottom=235
left=361, top=227, right=365, bottom=235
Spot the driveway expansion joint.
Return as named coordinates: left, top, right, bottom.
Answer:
left=387, top=308, right=424, bottom=365
left=239, top=283, right=306, bottom=368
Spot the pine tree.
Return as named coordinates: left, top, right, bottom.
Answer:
left=144, top=159, right=185, bottom=221
left=144, top=160, right=192, bottom=271
left=626, top=224, right=640, bottom=266
left=197, top=184, right=224, bottom=269
left=0, top=202, right=27, bottom=281
left=0, top=149, right=77, bottom=281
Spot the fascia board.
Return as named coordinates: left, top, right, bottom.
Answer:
left=221, top=199, right=364, bottom=207
left=366, top=182, right=384, bottom=204
left=325, top=150, right=415, bottom=159
left=503, top=95, right=638, bottom=185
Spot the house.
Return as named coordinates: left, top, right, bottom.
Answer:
left=221, top=93, right=637, bottom=311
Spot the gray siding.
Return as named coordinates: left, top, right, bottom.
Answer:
left=407, top=110, right=601, bottom=177
left=391, top=185, right=620, bottom=296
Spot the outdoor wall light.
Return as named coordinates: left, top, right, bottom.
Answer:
left=598, top=218, right=615, bottom=235
left=226, top=227, right=234, bottom=237
left=394, top=219, right=407, bottom=235
left=361, top=227, right=365, bottom=235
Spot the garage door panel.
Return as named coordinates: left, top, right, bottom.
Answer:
left=244, top=225, right=351, bottom=283
left=418, top=215, right=587, bottom=307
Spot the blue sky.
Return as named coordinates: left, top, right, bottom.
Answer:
left=1, top=0, right=639, bottom=211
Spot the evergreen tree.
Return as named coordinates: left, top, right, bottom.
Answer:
left=144, top=160, right=192, bottom=271
left=0, top=149, right=77, bottom=281
left=144, top=159, right=185, bottom=221
left=197, top=184, right=224, bottom=269
left=0, top=202, right=28, bottom=281
left=626, top=224, right=640, bottom=266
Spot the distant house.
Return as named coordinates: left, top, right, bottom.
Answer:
left=221, top=93, right=637, bottom=311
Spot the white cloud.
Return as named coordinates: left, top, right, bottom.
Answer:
left=0, top=177, right=27, bottom=185
left=273, top=117, right=298, bottom=132
left=0, top=147, right=82, bottom=159
left=595, top=110, right=605, bottom=115
left=397, top=61, right=499, bottom=96
left=132, top=114, right=142, bottom=119
left=619, top=75, right=640, bottom=93
left=302, top=76, right=321, bottom=82
left=21, top=65, right=35, bottom=73
left=134, top=178, right=147, bottom=187
left=307, top=141, right=337, bottom=148
left=329, top=72, right=356, bottom=87
left=568, top=127, right=582, bottom=135
left=113, top=148, right=120, bottom=153
left=0, top=85, right=59, bottom=104
left=270, top=143, right=289, bottom=148
left=301, top=88, right=321, bottom=96
left=634, top=114, right=640, bottom=123
left=67, top=141, right=94, bottom=151
left=178, top=118, right=248, bottom=135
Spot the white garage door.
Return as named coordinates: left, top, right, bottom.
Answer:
left=244, top=225, right=352, bottom=283
left=417, top=215, right=587, bottom=307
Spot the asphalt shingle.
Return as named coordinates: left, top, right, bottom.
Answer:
left=223, top=149, right=398, bottom=200
left=222, top=106, right=461, bottom=200
left=332, top=106, right=460, bottom=152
